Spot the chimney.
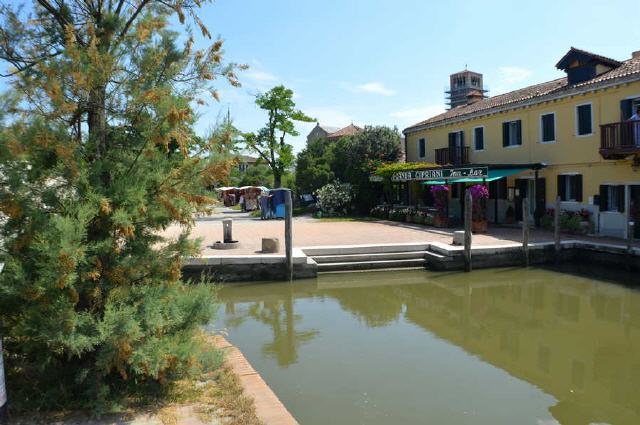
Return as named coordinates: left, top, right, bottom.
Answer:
left=633, top=50, right=640, bottom=59
left=466, top=90, right=484, bottom=105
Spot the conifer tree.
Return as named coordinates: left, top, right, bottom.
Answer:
left=0, top=0, right=240, bottom=409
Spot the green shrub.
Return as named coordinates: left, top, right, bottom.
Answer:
left=316, top=181, right=353, bottom=216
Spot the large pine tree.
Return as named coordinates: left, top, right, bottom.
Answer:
left=0, top=0, right=239, bottom=409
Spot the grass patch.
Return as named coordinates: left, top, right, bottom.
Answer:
left=12, top=334, right=263, bottom=425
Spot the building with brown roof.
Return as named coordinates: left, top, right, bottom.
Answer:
left=306, top=123, right=362, bottom=144
left=399, top=47, right=640, bottom=239
left=326, top=124, right=362, bottom=141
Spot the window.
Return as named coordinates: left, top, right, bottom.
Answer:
left=540, top=113, right=556, bottom=143
left=502, top=120, right=522, bottom=147
left=599, top=185, right=625, bottom=212
left=557, top=174, right=583, bottom=202
left=473, top=126, right=484, bottom=150
left=418, top=138, right=426, bottom=158
left=448, top=131, right=464, bottom=148
left=576, top=103, right=593, bottom=136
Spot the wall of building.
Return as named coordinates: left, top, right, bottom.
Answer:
left=405, top=80, right=640, bottom=236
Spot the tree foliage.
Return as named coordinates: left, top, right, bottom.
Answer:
left=0, top=0, right=239, bottom=410
left=294, top=126, right=402, bottom=211
left=243, top=85, right=313, bottom=188
left=294, top=137, right=335, bottom=194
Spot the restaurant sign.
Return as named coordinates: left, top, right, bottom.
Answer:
left=391, top=166, right=488, bottom=182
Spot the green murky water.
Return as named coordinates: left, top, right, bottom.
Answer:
left=216, top=265, right=640, bottom=425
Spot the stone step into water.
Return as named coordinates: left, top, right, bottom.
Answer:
left=317, top=258, right=426, bottom=272
left=312, top=251, right=429, bottom=264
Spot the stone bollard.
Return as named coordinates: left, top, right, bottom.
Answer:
left=223, top=219, right=233, bottom=243
left=452, top=230, right=465, bottom=245
left=262, top=238, right=280, bottom=253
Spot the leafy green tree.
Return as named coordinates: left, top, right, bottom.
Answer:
left=0, top=0, right=240, bottom=409
left=343, top=126, right=402, bottom=212
left=295, top=137, right=335, bottom=194
left=230, top=163, right=274, bottom=187
left=243, top=86, right=313, bottom=187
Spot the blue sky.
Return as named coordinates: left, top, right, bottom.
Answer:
left=195, top=0, right=639, bottom=154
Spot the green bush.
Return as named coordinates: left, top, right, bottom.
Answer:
left=316, top=182, right=353, bottom=216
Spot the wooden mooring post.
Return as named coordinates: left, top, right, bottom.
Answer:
left=554, top=196, right=561, bottom=261
left=627, top=221, right=635, bottom=272
left=284, top=190, right=293, bottom=281
left=464, top=190, right=472, bottom=272
left=523, top=198, right=530, bottom=267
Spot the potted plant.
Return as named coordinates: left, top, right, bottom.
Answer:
left=505, top=205, right=515, bottom=224
left=430, top=185, right=449, bottom=228
left=405, top=208, right=414, bottom=223
left=413, top=211, right=425, bottom=225
left=469, top=184, right=489, bottom=233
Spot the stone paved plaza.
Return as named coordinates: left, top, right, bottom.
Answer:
left=163, top=208, right=638, bottom=256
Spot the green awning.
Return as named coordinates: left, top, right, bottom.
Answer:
left=420, top=168, right=529, bottom=185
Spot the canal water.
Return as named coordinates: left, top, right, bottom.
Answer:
left=215, top=265, right=640, bottom=425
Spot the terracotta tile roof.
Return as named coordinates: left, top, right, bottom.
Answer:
left=326, top=124, right=362, bottom=139
left=404, top=54, right=640, bottom=133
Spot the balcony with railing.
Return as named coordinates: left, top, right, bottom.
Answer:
left=435, top=146, right=470, bottom=165
left=600, top=121, right=640, bottom=159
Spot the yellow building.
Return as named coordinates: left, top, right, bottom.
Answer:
left=402, top=47, right=640, bottom=238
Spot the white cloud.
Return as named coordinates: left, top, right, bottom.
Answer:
left=303, top=107, right=355, bottom=128
left=354, top=82, right=396, bottom=96
left=497, top=66, right=533, bottom=84
left=390, top=105, right=445, bottom=125
left=244, top=70, right=279, bottom=82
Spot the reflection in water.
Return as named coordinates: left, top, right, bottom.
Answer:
left=223, top=285, right=319, bottom=367
left=218, top=266, right=640, bottom=425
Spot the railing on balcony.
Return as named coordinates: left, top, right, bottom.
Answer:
left=600, top=121, right=640, bottom=159
left=435, top=146, right=470, bottom=165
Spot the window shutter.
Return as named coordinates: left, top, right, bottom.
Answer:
left=448, top=132, right=455, bottom=148
left=599, top=185, right=608, bottom=211
left=574, top=175, right=583, bottom=202
left=503, top=123, right=509, bottom=147
left=617, top=185, right=626, bottom=213
left=557, top=175, right=566, bottom=201
left=542, top=114, right=555, bottom=142
left=516, top=120, right=522, bottom=145
left=459, top=131, right=464, bottom=147
left=476, top=127, right=484, bottom=150
left=578, top=105, right=592, bottom=135
left=621, top=99, right=633, bottom=121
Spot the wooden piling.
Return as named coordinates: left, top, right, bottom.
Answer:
left=523, top=198, right=530, bottom=267
left=554, top=196, right=561, bottom=258
left=628, top=221, right=635, bottom=272
left=464, top=189, right=472, bottom=272
left=284, top=190, right=293, bottom=281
